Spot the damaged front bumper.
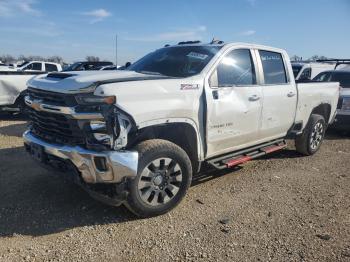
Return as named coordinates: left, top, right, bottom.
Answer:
left=23, top=130, right=138, bottom=184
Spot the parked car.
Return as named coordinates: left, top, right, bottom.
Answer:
left=23, top=41, right=339, bottom=217
left=313, top=70, right=350, bottom=130
left=2, top=61, right=62, bottom=72
left=63, top=61, right=113, bottom=71
left=292, top=62, right=335, bottom=81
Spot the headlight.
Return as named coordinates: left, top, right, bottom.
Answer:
left=75, top=94, right=116, bottom=105
left=342, top=97, right=350, bottom=111
left=89, top=120, right=112, bottom=145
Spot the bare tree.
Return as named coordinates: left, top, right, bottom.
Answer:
left=290, top=55, right=302, bottom=62
left=0, top=54, right=15, bottom=64
left=86, top=56, right=100, bottom=62
left=47, top=56, right=64, bottom=64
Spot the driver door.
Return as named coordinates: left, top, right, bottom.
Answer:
left=205, top=48, right=263, bottom=158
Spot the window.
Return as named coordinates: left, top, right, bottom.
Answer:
left=292, top=64, right=303, bottom=77
left=128, top=46, right=222, bottom=77
left=259, top=50, right=287, bottom=84
left=214, top=49, right=256, bottom=87
left=23, top=62, right=42, bottom=71
left=313, top=72, right=331, bottom=82
left=45, top=63, right=58, bottom=72
left=299, top=68, right=311, bottom=80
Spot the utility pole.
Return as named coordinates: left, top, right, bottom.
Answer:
left=115, top=34, right=118, bottom=67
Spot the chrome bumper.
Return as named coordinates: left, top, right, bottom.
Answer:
left=23, top=130, right=138, bottom=184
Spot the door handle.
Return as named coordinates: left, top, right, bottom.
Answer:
left=212, top=90, right=219, bottom=100
left=287, top=92, right=296, bottom=97
left=248, top=95, right=260, bottom=101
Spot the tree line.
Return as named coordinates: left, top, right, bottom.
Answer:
left=290, top=55, right=329, bottom=62
left=0, top=55, right=105, bottom=65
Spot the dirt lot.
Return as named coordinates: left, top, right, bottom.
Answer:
left=0, top=115, right=349, bottom=262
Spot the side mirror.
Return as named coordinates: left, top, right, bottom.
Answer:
left=125, top=62, right=131, bottom=68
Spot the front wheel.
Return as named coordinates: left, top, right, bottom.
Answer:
left=295, top=114, right=326, bottom=156
left=126, top=139, right=192, bottom=217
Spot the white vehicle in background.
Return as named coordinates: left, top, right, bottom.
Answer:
left=313, top=70, right=350, bottom=131
left=23, top=41, right=339, bottom=217
left=292, top=62, right=335, bottom=81
left=0, top=61, right=62, bottom=113
left=3, top=61, right=62, bottom=72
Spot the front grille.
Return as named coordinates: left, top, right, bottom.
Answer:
left=337, top=98, right=343, bottom=109
left=28, top=108, right=86, bottom=145
left=27, top=87, right=77, bottom=107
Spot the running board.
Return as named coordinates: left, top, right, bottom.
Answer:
left=207, top=139, right=287, bottom=170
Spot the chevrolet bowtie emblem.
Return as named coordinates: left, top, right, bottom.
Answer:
left=31, top=99, right=43, bottom=111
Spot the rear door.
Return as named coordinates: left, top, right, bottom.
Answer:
left=256, top=50, right=297, bottom=140
left=45, top=63, right=58, bottom=72
left=205, top=48, right=263, bottom=157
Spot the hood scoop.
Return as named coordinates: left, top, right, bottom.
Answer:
left=46, top=72, right=76, bottom=80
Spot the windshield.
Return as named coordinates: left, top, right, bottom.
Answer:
left=17, top=61, right=29, bottom=68
left=128, top=45, right=222, bottom=77
left=292, top=64, right=303, bottom=78
left=64, top=62, right=82, bottom=71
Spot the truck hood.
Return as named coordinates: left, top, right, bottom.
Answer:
left=27, top=70, right=174, bottom=94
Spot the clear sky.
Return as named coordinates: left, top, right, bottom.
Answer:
left=0, top=0, right=349, bottom=64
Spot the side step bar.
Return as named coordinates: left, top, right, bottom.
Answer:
left=207, top=139, right=287, bottom=169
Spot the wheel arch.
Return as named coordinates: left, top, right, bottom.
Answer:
left=310, top=103, right=332, bottom=124
left=129, top=119, right=204, bottom=173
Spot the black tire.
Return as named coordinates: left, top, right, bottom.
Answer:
left=126, top=139, right=192, bottom=217
left=295, top=114, right=326, bottom=156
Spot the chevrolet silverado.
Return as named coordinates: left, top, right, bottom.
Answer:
left=23, top=41, right=339, bottom=217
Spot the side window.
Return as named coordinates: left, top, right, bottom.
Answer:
left=32, top=63, right=42, bottom=71
left=214, top=49, right=256, bottom=87
left=299, top=68, right=311, bottom=80
left=24, top=63, right=33, bottom=70
left=313, top=72, right=331, bottom=82
left=259, top=50, right=287, bottom=84
left=45, top=63, right=58, bottom=72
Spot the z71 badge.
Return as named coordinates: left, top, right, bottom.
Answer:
left=180, top=84, right=200, bottom=90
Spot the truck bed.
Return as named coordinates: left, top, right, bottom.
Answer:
left=295, top=81, right=339, bottom=125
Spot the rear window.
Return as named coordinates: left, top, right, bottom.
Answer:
left=259, top=50, right=288, bottom=84
left=331, top=72, right=350, bottom=88
left=45, top=63, right=58, bottom=72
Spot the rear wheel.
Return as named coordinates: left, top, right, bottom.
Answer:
left=126, top=139, right=192, bottom=217
left=295, top=114, right=326, bottom=156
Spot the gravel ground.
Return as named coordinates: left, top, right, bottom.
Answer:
left=0, top=114, right=349, bottom=262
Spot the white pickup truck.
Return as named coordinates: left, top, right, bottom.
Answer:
left=0, top=62, right=62, bottom=113
left=23, top=42, right=339, bottom=217
left=2, top=61, right=62, bottom=73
